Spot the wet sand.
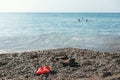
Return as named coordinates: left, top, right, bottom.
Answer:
left=0, top=48, right=120, bottom=80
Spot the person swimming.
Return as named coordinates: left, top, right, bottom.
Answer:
left=86, top=19, right=88, bottom=22
left=78, top=18, right=88, bottom=22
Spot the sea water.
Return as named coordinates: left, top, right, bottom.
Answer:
left=0, top=13, right=120, bottom=52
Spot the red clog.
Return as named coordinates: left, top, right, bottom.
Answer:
left=36, top=66, right=50, bottom=75
left=43, top=66, right=50, bottom=74
left=45, top=66, right=50, bottom=70
left=36, top=67, right=44, bottom=75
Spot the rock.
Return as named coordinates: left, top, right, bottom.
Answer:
left=101, top=71, right=112, bottom=78
left=0, top=60, right=8, bottom=67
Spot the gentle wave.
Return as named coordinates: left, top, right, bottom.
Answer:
left=0, top=13, right=120, bottom=52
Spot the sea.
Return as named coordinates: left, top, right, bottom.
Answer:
left=0, top=13, right=120, bottom=53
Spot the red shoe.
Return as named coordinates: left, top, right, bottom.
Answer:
left=42, top=66, right=50, bottom=74
left=36, top=67, right=44, bottom=75
left=36, top=66, right=50, bottom=75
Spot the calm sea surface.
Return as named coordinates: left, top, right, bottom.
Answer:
left=0, top=13, right=120, bottom=52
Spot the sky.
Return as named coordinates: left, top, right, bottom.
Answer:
left=0, top=0, right=120, bottom=12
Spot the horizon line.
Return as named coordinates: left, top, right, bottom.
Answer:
left=0, top=11, right=120, bottom=14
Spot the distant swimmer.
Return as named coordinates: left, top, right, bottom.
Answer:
left=78, top=19, right=80, bottom=22
left=86, top=19, right=88, bottom=22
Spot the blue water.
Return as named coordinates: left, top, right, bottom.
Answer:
left=0, top=13, right=120, bottom=52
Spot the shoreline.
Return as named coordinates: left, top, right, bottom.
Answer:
left=0, top=47, right=120, bottom=54
left=0, top=48, right=120, bottom=80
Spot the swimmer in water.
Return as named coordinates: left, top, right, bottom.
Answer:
left=78, top=19, right=80, bottom=22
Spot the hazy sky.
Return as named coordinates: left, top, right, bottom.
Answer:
left=0, top=0, right=120, bottom=12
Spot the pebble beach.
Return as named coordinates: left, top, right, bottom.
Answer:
left=0, top=48, right=120, bottom=80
